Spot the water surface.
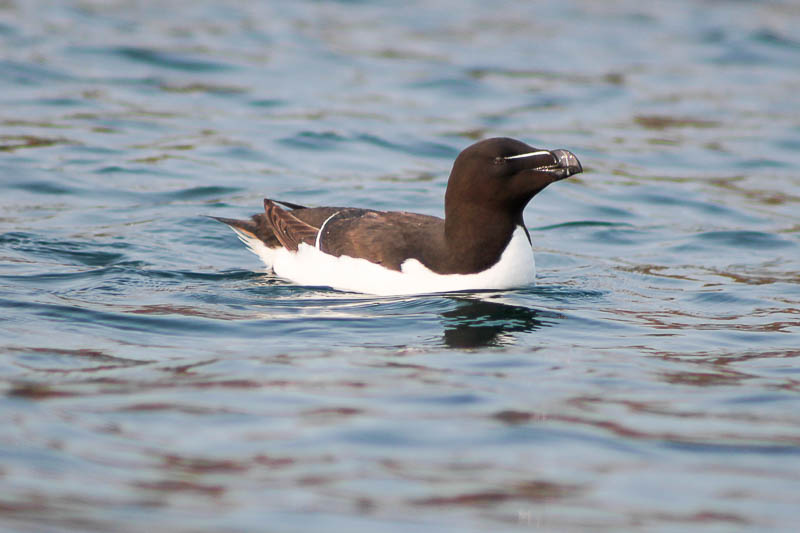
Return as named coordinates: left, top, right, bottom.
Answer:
left=1, top=0, right=799, bottom=531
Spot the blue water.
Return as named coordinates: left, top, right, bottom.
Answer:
left=2, top=0, right=800, bottom=531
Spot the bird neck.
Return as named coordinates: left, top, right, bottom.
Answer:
left=443, top=204, right=524, bottom=273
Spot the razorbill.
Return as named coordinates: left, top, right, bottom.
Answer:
left=212, top=137, right=582, bottom=295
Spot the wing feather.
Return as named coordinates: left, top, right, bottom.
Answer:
left=263, top=199, right=319, bottom=252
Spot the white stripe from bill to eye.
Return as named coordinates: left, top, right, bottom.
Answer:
left=504, top=150, right=551, bottom=160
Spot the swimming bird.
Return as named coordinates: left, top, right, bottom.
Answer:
left=212, top=137, right=581, bottom=295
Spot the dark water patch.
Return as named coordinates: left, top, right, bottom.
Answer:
left=0, top=298, right=235, bottom=337
left=710, top=44, right=769, bottom=66
left=236, top=278, right=310, bottom=298
left=480, top=97, right=567, bottom=125
left=717, top=330, right=794, bottom=347
left=686, top=290, right=763, bottom=306
left=278, top=130, right=348, bottom=151
left=36, top=97, right=87, bottom=107
left=277, top=131, right=458, bottom=159
left=725, top=392, right=798, bottom=405
left=402, top=393, right=485, bottom=406
left=409, top=76, right=488, bottom=97
left=5, top=178, right=235, bottom=208
left=355, top=295, right=459, bottom=315
left=534, top=220, right=634, bottom=231
left=521, top=285, right=607, bottom=304
left=524, top=91, right=589, bottom=110
left=201, top=201, right=237, bottom=209
left=631, top=191, right=738, bottom=218
left=355, top=134, right=459, bottom=159
left=774, top=136, right=800, bottom=152
left=751, top=28, right=800, bottom=50
left=209, top=145, right=267, bottom=161
left=154, top=186, right=241, bottom=202
left=586, top=205, right=638, bottom=219
left=498, top=424, right=645, bottom=455
left=0, top=60, right=73, bottom=85
left=585, top=227, right=652, bottom=246
left=144, top=268, right=262, bottom=282
left=92, top=165, right=188, bottom=181
left=663, top=441, right=800, bottom=456
left=338, top=428, right=420, bottom=447
left=67, top=147, right=124, bottom=159
left=77, top=46, right=236, bottom=72
left=249, top=98, right=288, bottom=108
left=1, top=232, right=42, bottom=245
left=0, top=233, right=130, bottom=267
left=0, top=266, right=126, bottom=285
left=694, top=230, right=794, bottom=250
left=723, top=26, right=800, bottom=67
left=94, top=165, right=156, bottom=175
left=735, top=158, right=790, bottom=169
left=0, top=258, right=148, bottom=278
left=700, top=27, right=726, bottom=44
left=533, top=252, right=584, bottom=271
left=8, top=180, right=76, bottom=195
left=467, top=357, right=544, bottom=370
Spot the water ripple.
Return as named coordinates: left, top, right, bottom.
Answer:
left=79, top=46, right=237, bottom=72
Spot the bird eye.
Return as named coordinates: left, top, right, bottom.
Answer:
left=493, top=156, right=504, bottom=165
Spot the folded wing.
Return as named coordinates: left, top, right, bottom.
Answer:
left=263, top=199, right=319, bottom=252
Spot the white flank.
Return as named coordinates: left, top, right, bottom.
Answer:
left=229, top=225, right=536, bottom=296
left=229, top=226, right=277, bottom=264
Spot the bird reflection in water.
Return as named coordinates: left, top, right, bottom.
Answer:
left=440, top=296, right=561, bottom=348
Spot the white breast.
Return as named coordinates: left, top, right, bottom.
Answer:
left=232, top=226, right=536, bottom=296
